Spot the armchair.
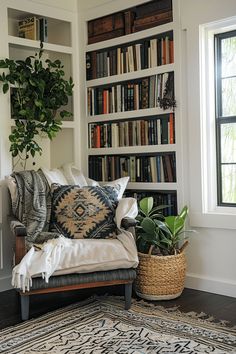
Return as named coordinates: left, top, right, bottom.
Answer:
left=9, top=170, right=138, bottom=320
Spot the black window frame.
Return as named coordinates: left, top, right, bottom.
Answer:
left=215, top=30, right=236, bottom=207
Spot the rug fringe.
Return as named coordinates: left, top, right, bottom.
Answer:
left=99, top=295, right=236, bottom=329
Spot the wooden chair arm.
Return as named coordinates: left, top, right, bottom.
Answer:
left=9, top=216, right=27, bottom=264
left=121, top=217, right=137, bottom=230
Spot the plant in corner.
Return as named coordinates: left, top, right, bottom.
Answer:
left=0, top=45, right=74, bottom=170
left=135, top=196, right=193, bottom=300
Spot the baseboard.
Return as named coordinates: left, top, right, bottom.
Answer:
left=185, top=273, right=236, bottom=298
left=0, top=275, right=12, bottom=292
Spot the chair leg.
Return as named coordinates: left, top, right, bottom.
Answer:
left=124, top=282, right=132, bottom=310
left=20, top=295, right=29, bottom=321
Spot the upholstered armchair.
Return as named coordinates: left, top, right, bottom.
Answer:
left=9, top=168, right=138, bottom=320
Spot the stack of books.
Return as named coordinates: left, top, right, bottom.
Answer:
left=18, top=16, right=48, bottom=42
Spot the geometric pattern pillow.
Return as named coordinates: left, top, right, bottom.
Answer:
left=50, top=185, right=119, bottom=239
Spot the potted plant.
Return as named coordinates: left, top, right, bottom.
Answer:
left=0, top=45, right=74, bottom=170
left=135, top=196, right=192, bottom=300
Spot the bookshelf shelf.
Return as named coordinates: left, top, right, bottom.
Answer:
left=127, top=182, right=177, bottom=190
left=86, top=21, right=173, bottom=52
left=87, top=107, right=174, bottom=123
left=8, top=35, right=73, bottom=54
left=86, top=64, right=174, bottom=87
left=88, top=144, right=176, bottom=155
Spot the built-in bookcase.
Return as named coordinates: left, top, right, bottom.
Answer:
left=4, top=4, right=79, bottom=171
left=84, top=0, right=181, bottom=215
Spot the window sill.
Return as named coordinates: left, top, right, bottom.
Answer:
left=189, top=211, right=236, bottom=230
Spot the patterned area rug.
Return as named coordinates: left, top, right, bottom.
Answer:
left=0, top=296, right=235, bottom=354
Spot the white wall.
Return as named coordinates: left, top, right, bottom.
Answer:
left=77, top=0, right=115, bottom=11
left=30, top=0, right=77, bottom=12
left=180, top=0, right=236, bottom=297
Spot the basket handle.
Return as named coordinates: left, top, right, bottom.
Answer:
left=148, top=245, right=154, bottom=256
left=179, top=240, right=189, bottom=253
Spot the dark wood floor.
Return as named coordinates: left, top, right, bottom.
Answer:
left=0, top=286, right=235, bottom=330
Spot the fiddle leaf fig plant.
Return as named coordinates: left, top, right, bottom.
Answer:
left=0, top=46, right=74, bottom=169
left=136, top=197, right=193, bottom=256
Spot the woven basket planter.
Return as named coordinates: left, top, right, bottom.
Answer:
left=135, top=251, right=187, bottom=300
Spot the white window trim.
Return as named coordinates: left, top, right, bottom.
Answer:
left=191, top=17, right=236, bottom=229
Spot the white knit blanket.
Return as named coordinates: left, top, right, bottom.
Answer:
left=12, top=198, right=138, bottom=292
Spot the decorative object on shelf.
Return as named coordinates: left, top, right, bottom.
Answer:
left=0, top=44, right=74, bottom=170
left=135, top=196, right=193, bottom=300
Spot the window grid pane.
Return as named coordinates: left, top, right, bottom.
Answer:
left=215, top=30, right=236, bottom=206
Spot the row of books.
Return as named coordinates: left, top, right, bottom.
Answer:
left=88, top=154, right=176, bottom=183
left=124, top=190, right=177, bottom=216
left=18, top=16, right=48, bottom=42
left=87, top=0, right=172, bottom=44
left=86, top=34, right=174, bottom=80
left=88, top=114, right=175, bottom=148
left=87, top=72, right=175, bottom=116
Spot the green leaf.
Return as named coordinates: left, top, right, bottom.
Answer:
left=19, top=110, right=27, bottom=116
left=165, top=215, right=185, bottom=237
left=0, top=60, right=8, bottom=68
left=139, top=197, right=153, bottom=215
left=3, top=83, right=9, bottom=93
left=11, top=149, right=18, bottom=157
left=141, top=217, right=156, bottom=235
left=34, top=99, right=42, bottom=107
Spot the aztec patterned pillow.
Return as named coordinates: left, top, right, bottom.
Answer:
left=50, top=185, right=119, bottom=239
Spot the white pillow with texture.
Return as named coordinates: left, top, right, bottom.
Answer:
left=86, top=176, right=130, bottom=200
left=61, top=163, right=88, bottom=187
left=104, top=176, right=130, bottom=200
left=85, top=176, right=99, bottom=187
left=57, top=162, right=130, bottom=200
left=41, top=167, right=68, bottom=186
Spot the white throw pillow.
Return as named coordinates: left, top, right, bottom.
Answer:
left=61, top=163, right=88, bottom=187
left=47, top=162, right=130, bottom=200
left=86, top=176, right=129, bottom=200
left=104, top=177, right=130, bottom=200
left=41, top=167, right=68, bottom=186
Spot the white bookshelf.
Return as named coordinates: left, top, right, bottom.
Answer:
left=5, top=2, right=79, bottom=171
left=84, top=0, right=179, bottom=206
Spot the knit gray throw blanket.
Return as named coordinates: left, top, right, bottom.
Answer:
left=11, top=170, right=59, bottom=246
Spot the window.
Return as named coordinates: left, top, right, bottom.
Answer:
left=215, top=31, right=236, bottom=206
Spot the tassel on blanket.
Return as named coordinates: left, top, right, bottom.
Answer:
left=12, top=236, right=72, bottom=292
